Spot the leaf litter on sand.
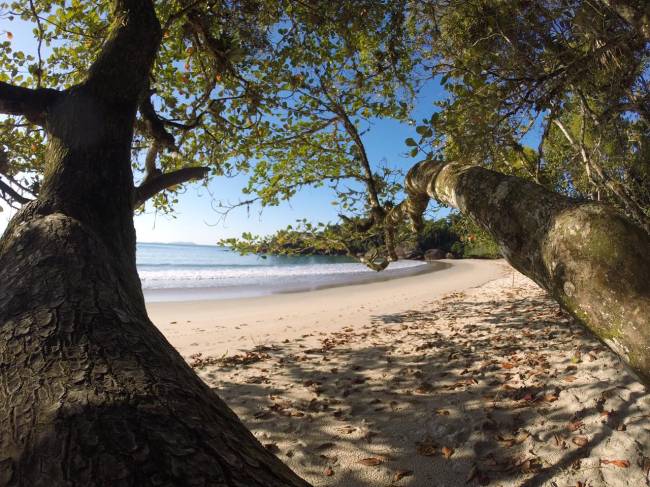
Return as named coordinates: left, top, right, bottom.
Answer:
left=192, top=271, right=650, bottom=486
left=358, top=457, right=383, bottom=466
left=600, top=459, right=630, bottom=468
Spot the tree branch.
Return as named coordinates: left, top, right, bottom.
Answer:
left=138, top=91, right=178, bottom=151
left=142, top=142, right=162, bottom=183
left=134, top=166, right=209, bottom=207
left=326, top=94, right=383, bottom=212
left=601, top=0, right=650, bottom=42
left=85, top=0, right=161, bottom=103
left=0, top=81, right=61, bottom=125
left=28, top=0, right=44, bottom=88
left=0, top=178, right=33, bottom=206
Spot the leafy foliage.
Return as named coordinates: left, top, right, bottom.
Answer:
left=410, top=0, right=649, bottom=233
left=222, top=213, right=501, bottom=261
left=221, top=217, right=388, bottom=260
left=0, top=0, right=419, bottom=214
left=1, top=0, right=647, bottom=261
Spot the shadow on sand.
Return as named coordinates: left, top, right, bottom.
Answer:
left=198, top=276, right=650, bottom=486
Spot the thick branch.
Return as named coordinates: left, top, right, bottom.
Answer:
left=141, top=142, right=162, bottom=184
left=134, top=166, right=209, bottom=207
left=338, top=213, right=375, bottom=233
left=138, top=92, right=178, bottom=151
left=85, top=0, right=161, bottom=103
left=0, top=81, right=60, bottom=124
left=331, top=101, right=384, bottom=213
left=404, top=159, right=650, bottom=384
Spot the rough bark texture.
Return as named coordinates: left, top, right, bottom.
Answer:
left=0, top=211, right=309, bottom=486
left=405, top=160, right=650, bottom=384
left=0, top=1, right=309, bottom=485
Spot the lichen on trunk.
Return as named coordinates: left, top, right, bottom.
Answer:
left=404, top=160, right=650, bottom=384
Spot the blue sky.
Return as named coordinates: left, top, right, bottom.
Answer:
left=1, top=15, right=454, bottom=245
left=132, top=104, right=446, bottom=245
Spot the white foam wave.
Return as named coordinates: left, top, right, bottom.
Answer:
left=139, top=260, right=427, bottom=289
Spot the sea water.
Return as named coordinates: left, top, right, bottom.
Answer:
left=137, top=242, right=430, bottom=301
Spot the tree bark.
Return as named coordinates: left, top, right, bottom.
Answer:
left=0, top=1, right=309, bottom=485
left=404, top=160, right=650, bottom=384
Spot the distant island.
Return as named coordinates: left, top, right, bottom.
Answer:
left=138, top=241, right=201, bottom=246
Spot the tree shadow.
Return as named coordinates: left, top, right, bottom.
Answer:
left=198, top=278, right=650, bottom=486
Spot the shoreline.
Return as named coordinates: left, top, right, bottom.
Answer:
left=142, top=259, right=448, bottom=302
left=147, top=259, right=508, bottom=359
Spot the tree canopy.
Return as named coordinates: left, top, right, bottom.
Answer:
left=1, top=0, right=418, bottom=214
left=411, top=0, right=649, bottom=233
left=1, top=0, right=648, bottom=247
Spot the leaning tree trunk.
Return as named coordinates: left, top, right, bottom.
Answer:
left=0, top=1, right=308, bottom=486
left=403, top=160, right=650, bottom=384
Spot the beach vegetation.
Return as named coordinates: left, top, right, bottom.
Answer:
left=222, top=214, right=502, bottom=260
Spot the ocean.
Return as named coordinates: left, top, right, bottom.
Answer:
left=137, top=242, right=431, bottom=301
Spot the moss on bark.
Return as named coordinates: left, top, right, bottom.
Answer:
left=406, top=160, right=650, bottom=384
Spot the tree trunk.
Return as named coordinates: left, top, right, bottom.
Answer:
left=0, top=2, right=309, bottom=485
left=0, top=101, right=309, bottom=487
left=0, top=207, right=309, bottom=487
left=404, top=161, right=650, bottom=384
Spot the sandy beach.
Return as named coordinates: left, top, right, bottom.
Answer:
left=147, top=259, right=502, bottom=358
left=148, top=259, right=650, bottom=486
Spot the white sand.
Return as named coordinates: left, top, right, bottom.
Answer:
left=147, top=259, right=504, bottom=359
left=147, top=260, right=650, bottom=486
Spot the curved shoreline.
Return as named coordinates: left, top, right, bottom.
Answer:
left=142, top=260, right=449, bottom=302
left=147, top=259, right=508, bottom=359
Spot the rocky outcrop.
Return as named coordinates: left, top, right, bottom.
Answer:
left=424, top=248, right=446, bottom=261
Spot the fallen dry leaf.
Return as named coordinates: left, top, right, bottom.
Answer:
left=568, top=420, right=584, bottom=432
left=316, top=442, right=335, bottom=450
left=415, top=440, right=437, bottom=457
left=415, top=382, right=434, bottom=394
left=358, top=457, right=382, bottom=466
left=520, top=457, right=542, bottom=473
left=497, top=431, right=530, bottom=447
left=600, top=459, right=630, bottom=468
left=572, top=436, right=588, bottom=447
left=442, top=446, right=454, bottom=459
left=393, top=469, right=413, bottom=481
